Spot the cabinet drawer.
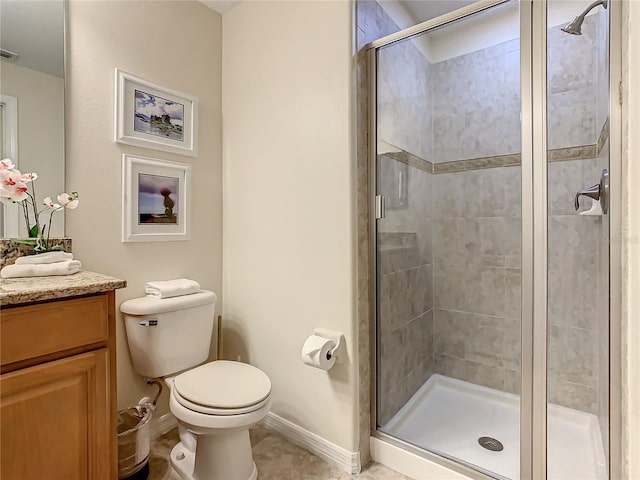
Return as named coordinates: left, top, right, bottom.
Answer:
left=1, top=295, right=109, bottom=366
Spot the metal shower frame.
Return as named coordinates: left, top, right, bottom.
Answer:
left=366, top=0, right=623, bottom=478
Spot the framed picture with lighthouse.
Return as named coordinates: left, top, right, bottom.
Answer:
left=115, top=69, right=198, bottom=157
left=122, top=154, right=191, bottom=242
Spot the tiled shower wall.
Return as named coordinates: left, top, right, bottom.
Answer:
left=431, top=38, right=521, bottom=162
left=379, top=156, right=606, bottom=416
left=377, top=156, right=434, bottom=426
left=376, top=10, right=600, bottom=165
left=377, top=38, right=432, bottom=161
left=428, top=156, right=606, bottom=415
left=432, top=12, right=597, bottom=162
left=431, top=166, right=522, bottom=394
left=427, top=15, right=604, bottom=413
left=547, top=15, right=599, bottom=150
left=547, top=155, right=607, bottom=414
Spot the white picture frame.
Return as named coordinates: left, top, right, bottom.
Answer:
left=122, top=154, right=191, bottom=242
left=114, top=69, right=198, bottom=157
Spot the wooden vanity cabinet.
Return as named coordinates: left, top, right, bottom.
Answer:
left=1, top=291, right=117, bottom=480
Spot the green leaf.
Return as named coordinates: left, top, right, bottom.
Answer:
left=28, top=225, right=39, bottom=238
left=11, top=239, right=37, bottom=246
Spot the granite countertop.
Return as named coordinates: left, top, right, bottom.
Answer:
left=0, top=271, right=126, bottom=307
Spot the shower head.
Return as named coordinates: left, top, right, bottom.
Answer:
left=561, top=0, right=608, bottom=35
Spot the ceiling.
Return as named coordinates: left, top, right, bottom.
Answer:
left=200, top=0, right=241, bottom=15
left=401, top=0, right=477, bottom=24
left=0, top=0, right=65, bottom=78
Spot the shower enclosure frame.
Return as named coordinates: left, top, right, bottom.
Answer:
left=365, top=0, right=623, bottom=478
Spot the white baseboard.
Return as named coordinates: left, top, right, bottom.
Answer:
left=262, top=412, right=361, bottom=474
left=151, top=412, right=178, bottom=439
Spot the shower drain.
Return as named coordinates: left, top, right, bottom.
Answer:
left=478, top=436, right=504, bottom=452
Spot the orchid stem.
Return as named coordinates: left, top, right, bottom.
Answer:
left=29, top=181, right=39, bottom=236
left=46, top=208, right=60, bottom=250
left=21, top=202, right=30, bottom=234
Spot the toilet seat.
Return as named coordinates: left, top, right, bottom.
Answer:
left=173, top=387, right=271, bottom=416
left=173, top=360, right=271, bottom=416
left=170, top=384, right=272, bottom=431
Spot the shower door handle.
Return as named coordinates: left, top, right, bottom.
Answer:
left=575, top=169, right=609, bottom=213
left=375, top=195, right=386, bottom=219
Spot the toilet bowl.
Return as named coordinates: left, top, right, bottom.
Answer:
left=167, top=361, right=271, bottom=480
left=120, top=291, right=272, bottom=480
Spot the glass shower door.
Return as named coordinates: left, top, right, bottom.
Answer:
left=546, top=1, right=610, bottom=478
left=374, top=2, right=522, bottom=477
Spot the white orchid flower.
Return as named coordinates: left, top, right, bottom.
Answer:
left=20, top=172, right=38, bottom=183
left=0, top=158, right=15, bottom=170
left=57, top=192, right=79, bottom=209
left=0, top=169, right=28, bottom=202
left=1, top=167, right=21, bottom=185
left=11, top=183, right=28, bottom=201
left=43, top=196, right=61, bottom=209
left=2, top=183, right=28, bottom=202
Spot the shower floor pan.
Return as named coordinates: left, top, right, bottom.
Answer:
left=381, top=374, right=607, bottom=480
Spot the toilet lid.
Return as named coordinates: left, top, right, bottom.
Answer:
left=173, top=360, right=271, bottom=409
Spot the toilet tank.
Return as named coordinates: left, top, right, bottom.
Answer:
left=120, top=290, right=217, bottom=378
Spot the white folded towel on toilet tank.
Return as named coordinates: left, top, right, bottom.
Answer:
left=144, top=278, right=201, bottom=299
left=0, top=260, right=82, bottom=278
left=14, top=251, right=73, bottom=265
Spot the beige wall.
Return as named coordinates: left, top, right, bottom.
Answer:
left=222, top=1, right=358, bottom=452
left=66, top=1, right=222, bottom=419
left=1, top=62, right=65, bottom=237
left=623, top=0, right=640, bottom=477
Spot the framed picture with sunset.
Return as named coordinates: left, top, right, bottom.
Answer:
left=122, top=154, right=191, bottom=242
left=115, top=69, right=198, bottom=157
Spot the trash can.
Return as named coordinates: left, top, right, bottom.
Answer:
left=117, top=401, right=154, bottom=480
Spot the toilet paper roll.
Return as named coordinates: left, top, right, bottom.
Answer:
left=301, top=334, right=337, bottom=370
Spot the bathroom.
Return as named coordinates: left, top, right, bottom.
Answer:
left=0, top=1, right=639, bottom=479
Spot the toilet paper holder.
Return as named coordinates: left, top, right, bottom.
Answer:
left=312, top=327, right=344, bottom=362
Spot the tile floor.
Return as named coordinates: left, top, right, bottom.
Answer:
left=148, top=423, right=413, bottom=480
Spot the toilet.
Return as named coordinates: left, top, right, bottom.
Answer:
left=120, top=291, right=271, bottom=480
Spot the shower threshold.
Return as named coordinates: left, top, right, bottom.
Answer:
left=381, top=374, right=607, bottom=480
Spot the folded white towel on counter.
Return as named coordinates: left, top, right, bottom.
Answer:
left=0, top=260, right=82, bottom=279
left=144, top=278, right=201, bottom=299
left=14, top=251, right=73, bottom=265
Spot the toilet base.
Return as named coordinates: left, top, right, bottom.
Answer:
left=170, top=442, right=258, bottom=480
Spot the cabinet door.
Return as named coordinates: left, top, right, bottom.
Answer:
left=1, top=350, right=111, bottom=480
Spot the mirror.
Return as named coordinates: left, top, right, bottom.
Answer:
left=1, top=0, right=65, bottom=238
